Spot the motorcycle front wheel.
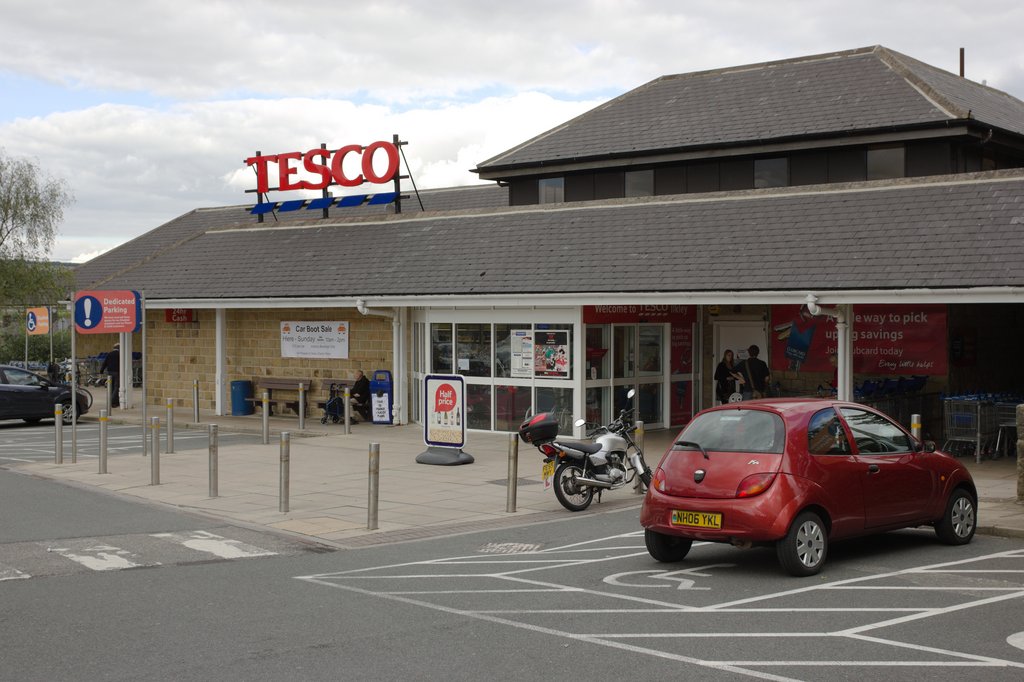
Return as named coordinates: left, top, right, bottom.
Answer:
left=552, top=462, right=594, bottom=512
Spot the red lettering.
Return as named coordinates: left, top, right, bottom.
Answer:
left=363, top=141, right=399, bottom=184
left=330, top=144, right=363, bottom=187
left=245, top=154, right=278, bottom=193
left=276, top=151, right=303, bottom=191
left=302, top=149, right=331, bottom=189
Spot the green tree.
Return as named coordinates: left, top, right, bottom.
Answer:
left=0, top=149, right=75, bottom=303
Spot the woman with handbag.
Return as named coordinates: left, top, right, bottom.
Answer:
left=714, top=349, right=744, bottom=404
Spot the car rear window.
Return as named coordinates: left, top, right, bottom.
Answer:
left=673, top=409, right=786, bottom=454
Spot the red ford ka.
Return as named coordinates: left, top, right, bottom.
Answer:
left=640, top=399, right=977, bottom=576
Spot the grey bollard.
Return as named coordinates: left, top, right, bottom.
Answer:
left=298, top=383, right=306, bottom=430
left=506, top=433, right=518, bottom=513
left=166, top=398, right=175, bottom=454
left=150, top=417, right=161, bottom=485
left=634, top=420, right=646, bottom=493
left=262, top=391, right=270, bottom=445
left=106, top=376, right=113, bottom=411
left=208, top=424, right=218, bottom=498
left=193, top=379, right=200, bottom=423
left=54, top=404, right=63, bottom=464
left=910, top=413, right=922, bottom=441
left=98, top=409, right=108, bottom=474
left=368, top=442, right=380, bottom=530
left=344, top=387, right=352, bottom=435
left=279, top=432, right=290, bottom=513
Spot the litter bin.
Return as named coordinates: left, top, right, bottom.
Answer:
left=369, top=370, right=393, bottom=424
left=231, top=380, right=254, bottom=416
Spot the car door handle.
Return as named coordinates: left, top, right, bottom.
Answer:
left=867, top=464, right=880, bottom=474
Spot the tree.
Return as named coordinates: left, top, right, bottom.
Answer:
left=0, top=149, right=75, bottom=303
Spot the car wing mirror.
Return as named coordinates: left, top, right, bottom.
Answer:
left=922, top=440, right=936, bottom=453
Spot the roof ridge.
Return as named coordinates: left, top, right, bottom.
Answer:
left=873, top=47, right=968, bottom=119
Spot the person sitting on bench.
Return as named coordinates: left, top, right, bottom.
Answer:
left=350, top=369, right=372, bottom=422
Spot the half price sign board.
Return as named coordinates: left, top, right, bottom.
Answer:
left=423, top=374, right=465, bottom=448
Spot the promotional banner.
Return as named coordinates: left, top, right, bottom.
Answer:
left=534, top=330, right=570, bottom=377
left=74, top=290, right=142, bottom=334
left=424, top=374, right=465, bottom=448
left=510, top=329, right=533, bottom=378
left=770, top=304, right=947, bottom=376
left=280, top=321, right=348, bottom=359
left=26, top=307, right=49, bottom=335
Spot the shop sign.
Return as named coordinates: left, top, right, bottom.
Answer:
left=583, top=305, right=697, bottom=324
left=245, top=141, right=400, bottom=194
left=769, top=304, right=947, bottom=375
left=73, top=290, right=142, bottom=334
left=165, top=308, right=194, bottom=323
left=510, top=329, right=533, bottom=378
left=424, top=374, right=465, bottom=448
left=280, top=321, right=349, bottom=359
left=535, top=330, right=570, bottom=378
left=26, top=307, right=49, bottom=335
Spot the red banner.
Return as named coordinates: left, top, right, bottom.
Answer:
left=770, top=304, right=947, bottom=376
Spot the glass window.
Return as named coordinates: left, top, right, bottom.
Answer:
left=586, top=325, right=609, bottom=380
left=638, top=326, right=662, bottom=375
left=466, top=384, right=492, bottom=430
left=808, top=408, right=850, bottom=455
left=494, top=324, right=531, bottom=378
left=585, top=386, right=608, bottom=426
left=754, top=158, right=788, bottom=188
left=840, top=407, right=912, bottom=453
left=867, top=145, right=905, bottom=180
left=613, top=326, right=635, bottom=378
left=3, top=368, right=44, bottom=386
left=455, top=323, right=491, bottom=377
left=430, top=323, right=452, bottom=373
left=638, top=382, right=662, bottom=424
left=536, top=386, right=574, bottom=434
left=539, top=177, right=564, bottom=204
left=674, top=409, right=786, bottom=454
left=625, top=170, right=654, bottom=197
left=495, top=385, right=531, bottom=432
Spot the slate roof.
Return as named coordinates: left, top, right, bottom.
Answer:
left=85, top=170, right=1024, bottom=302
left=475, top=46, right=1024, bottom=173
left=74, top=183, right=507, bottom=288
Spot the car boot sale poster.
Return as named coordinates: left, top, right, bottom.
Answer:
left=534, top=330, right=570, bottom=377
left=770, top=304, right=947, bottom=375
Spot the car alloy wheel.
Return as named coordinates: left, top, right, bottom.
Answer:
left=777, top=511, right=828, bottom=577
left=935, top=488, right=976, bottom=545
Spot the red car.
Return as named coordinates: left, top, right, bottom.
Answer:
left=640, top=399, right=977, bottom=576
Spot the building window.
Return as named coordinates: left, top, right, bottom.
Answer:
left=455, top=323, right=492, bottom=377
left=539, top=177, right=564, bottom=203
left=867, top=145, right=905, bottom=180
left=754, top=157, right=788, bottom=188
left=430, top=323, right=452, bottom=373
left=625, top=170, right=654, bottom=197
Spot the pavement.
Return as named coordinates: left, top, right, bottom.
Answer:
left=8, top=391, right=1024, bottom=549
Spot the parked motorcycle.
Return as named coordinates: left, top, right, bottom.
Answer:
left=518, top=390, right=652, bottom=512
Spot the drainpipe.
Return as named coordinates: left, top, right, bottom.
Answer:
left=355, top=299, right=403, bottom=425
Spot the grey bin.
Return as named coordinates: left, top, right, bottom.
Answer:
left=230, top=380, right=254, bottom=416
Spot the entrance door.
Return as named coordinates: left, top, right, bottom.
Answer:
left=713, top=320, right=769, bottom=402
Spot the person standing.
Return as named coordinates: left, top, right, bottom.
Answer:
left=736, top=344, right=771, bottom=400
left=99, top=342, right=121, bottom=407
left=713, top=349, right=743, bottom=404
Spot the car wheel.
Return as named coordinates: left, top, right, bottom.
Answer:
left=935, top=488, right=976, bottom=545
left=777, top=511, right=828, bottom=576
left=552, top=462, right=594, bottom=512
left=645, top=529, right=692, bottom=562
left=59, top=400, right=75, bottom=426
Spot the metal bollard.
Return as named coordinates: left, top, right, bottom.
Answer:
left=344, top=387, right=352, bottom=435
left=279, top=432, right=290, bottom=513
left=634, top=420, right=645, bottom=493
left=368, top=442, right=380, bottom=530
left=166, top=398, right=175, bottom=454
left=98, top=409, right=108, bottom=474
left=262, top=391, right=270, bottom=444
left=506, top=433, right=518, bottom=513
left=208, top=424, right=218, bottom=498
left=910, top=413, right=922, bottom=441
left=298, top=383, right=306, bottom=431
left=150, top=417, right=161, bottom=485
left=193, top=379, right=200, bottom=423
left=106, top=376, right=112, bottom=410
left=54, top=404, right=63, bottom=464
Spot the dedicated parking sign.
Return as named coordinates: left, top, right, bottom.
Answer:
left=74, top=290, right=142, bottom=334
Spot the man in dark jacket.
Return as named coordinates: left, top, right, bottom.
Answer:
left=736, top=345, right=771, bottom=400
left=99, top=342, right=121, bottom=407
left=350, top=370, right=371, bottom=421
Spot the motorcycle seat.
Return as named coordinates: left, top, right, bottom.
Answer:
left=552, top=439, right=603, bottom=455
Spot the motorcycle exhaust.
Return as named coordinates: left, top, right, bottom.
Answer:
left=572, top=476, right=614, bottom=489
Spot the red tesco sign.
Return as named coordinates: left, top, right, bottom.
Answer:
left=245, top=141, right=400, bottom=194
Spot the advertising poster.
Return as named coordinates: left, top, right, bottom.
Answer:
left=534, top=330, right=570, bottom=377
left=770, top=304, right=947, bottom=375
left=510, top=329, right=533, bottom=378
left=424, top=374, right=465, bottom=448
left=280, top=321, right=349, bottom=359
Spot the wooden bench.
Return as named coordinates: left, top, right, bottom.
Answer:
left=246, top=377, right=313, bottom=416
left=314, top=379, right=372, bottom=423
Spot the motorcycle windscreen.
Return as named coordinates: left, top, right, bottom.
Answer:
left=656, top=410, right=785, bottom=499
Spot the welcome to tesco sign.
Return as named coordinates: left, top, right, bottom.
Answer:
left=245, top=141, right=400, bottom=194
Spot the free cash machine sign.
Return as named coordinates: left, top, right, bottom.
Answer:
left=424, top=374, right=465, bottom=448
left=74, top=290, right=142, bottom=334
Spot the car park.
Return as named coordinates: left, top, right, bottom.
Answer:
left=0, top=364, right=92, bottom=425
left=640, top=399, right=977, bottom=576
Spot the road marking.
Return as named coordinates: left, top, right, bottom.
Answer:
left=48, top=543, right=154, bottom=571
left=603, top=564, right=733, bottom=590
left=150, top=530, right=277, bottom=559
left=1, top=564, right=30, bottom=581
left=1009, top=631, right=1024, bottom=651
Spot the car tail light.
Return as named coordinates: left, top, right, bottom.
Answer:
left=736, top=473, right=777, bottom=498
left=652, top=467, right=667, bottom=493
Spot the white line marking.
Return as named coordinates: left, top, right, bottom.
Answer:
left=150, top=530, right=276, bottom=559
left=48, top=544, right=152, bottom=571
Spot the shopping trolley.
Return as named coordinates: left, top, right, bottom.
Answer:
left=994, top=401, right=1022, bottom=459
left=942, top=397, right=998, bottom=463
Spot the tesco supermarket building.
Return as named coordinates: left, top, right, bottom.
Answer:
left=74, top=46, right=1024, bottom=441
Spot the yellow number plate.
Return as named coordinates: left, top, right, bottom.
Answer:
left=671, top=510, right=722, bottom=529
left=542, top=460, right=555, bottom=480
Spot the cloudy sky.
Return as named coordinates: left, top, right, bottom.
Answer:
left=1, top=0, right=1022, bottom=263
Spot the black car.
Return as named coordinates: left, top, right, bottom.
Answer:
left=0, top=364, right=92, bottom=425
